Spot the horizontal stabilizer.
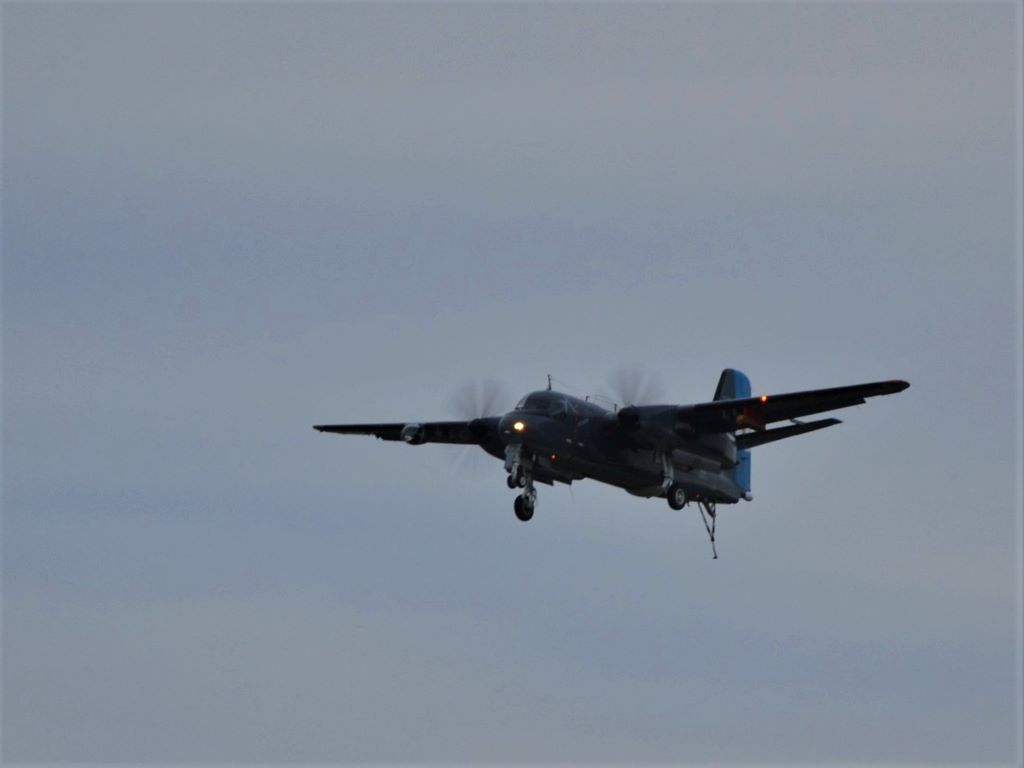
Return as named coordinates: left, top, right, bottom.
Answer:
left=736, top=418, right=841, bottom=449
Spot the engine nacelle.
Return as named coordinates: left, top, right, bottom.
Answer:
left=400, top=423, right=426, bottom=445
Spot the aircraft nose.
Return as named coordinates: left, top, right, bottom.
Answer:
left=498, top=412, right=528, bottom=439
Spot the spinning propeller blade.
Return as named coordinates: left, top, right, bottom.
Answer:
left=448, top=378, right=513, bottom=420
left=446, top=378, right=512, bottom=473
left=603, top=367, right=667, bottom=408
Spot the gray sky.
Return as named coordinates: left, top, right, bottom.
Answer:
left=2, top=2, right=1020, bottom=763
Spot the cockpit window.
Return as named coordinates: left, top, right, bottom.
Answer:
left=517, top=392, right=575, bottom=421
left=548, top=398, right=568, bottom=419
left=518, top=393, right=553, bottom=412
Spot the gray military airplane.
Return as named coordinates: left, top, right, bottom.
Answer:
left=314, top=370, right=908, bottom=557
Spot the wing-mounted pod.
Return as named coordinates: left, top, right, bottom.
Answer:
left=400, top=423, right=426, bottom=445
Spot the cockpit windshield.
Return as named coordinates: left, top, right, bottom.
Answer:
left=514, top=391, right=575, bottom=420
left=516, top=392, right=551, bottom=411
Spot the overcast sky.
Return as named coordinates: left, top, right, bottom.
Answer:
left=2, top=2, right=1020, bottom=763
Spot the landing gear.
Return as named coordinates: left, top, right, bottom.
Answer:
left=666, top=482, right=687, bottom=511
left=661, top=454, right=687, bottom=510
left=659, top=450, right=679, bottom=503
left=506, top=465, right=527, bottom=489
left=513, top=492, right=535, bottom=522
left=506, top=444, right=537, bottom=522
left=658, top=451, right=719, bottom=558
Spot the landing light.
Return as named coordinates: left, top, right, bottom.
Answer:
left=760, top=395, right=768, bottom=403
left=513, top=420, right=525, bottom=432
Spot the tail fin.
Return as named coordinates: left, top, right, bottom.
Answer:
left=714, top=368, right=752, bottom=497
left=713, top=368, right=751, bottom=401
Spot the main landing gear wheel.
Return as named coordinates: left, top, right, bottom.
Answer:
left=666, top=483, right=687, bottom=511
left=514, top=494, right=534, bottom=522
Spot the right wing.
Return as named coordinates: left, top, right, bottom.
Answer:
left=684, top=379, right=909, bottom=432
left=614, top=379, right=908, bottom=449
left=313, top=419, right=498, bottom=445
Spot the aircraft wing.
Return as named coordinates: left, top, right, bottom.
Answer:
left=313, top=419, right=497, bottom=445
left=680, top=379, right=909, bottom=433
left=616, top=379, right=908, bottom=446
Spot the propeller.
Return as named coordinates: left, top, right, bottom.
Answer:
left=448, top=378, right=513, bottom=420
left=446, top=378, right=513, bottom=474
left=603, top=367, right=667, bottom=408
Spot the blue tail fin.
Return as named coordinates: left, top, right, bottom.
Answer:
left=714, top=369, right=752, bottom=496
left=713, top=368, right=751, bottom=401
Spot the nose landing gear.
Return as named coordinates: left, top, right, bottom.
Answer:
left=506, top=445, right=537, bottom=522
left=513, top=492, right=536, bottom=521
left=506, top=464, right=527, bottom=489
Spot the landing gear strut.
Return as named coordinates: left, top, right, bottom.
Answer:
left=506, top=465, right=527, bottom=489
left=506, top=445, right=537, bottom=522
left=661, top=453, right=687, bottom=511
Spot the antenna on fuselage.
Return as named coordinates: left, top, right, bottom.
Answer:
left=546, top=373, right=552, bottom=391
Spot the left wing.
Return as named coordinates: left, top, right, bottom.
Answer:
left=313, top=419, right=498, bottom=445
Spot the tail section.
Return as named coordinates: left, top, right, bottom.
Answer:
left=714, top=368, right=752, bottom=498
left=713, top=368, right=751, bottom=401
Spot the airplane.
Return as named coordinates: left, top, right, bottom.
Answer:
left=314, top=369, right=909, bottom=557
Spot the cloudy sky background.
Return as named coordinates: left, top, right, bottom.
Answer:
left=3, top=3, right=1020, bottom=763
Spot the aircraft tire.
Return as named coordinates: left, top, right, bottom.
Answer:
left=506, top=475, right=519, bottom=489
left=514, top=495, right=534, bottom=522
left=666, top=483, right=687, bottom=511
